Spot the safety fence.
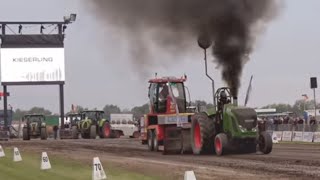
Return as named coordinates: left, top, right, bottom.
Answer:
left=265, top=124, right=320, bottom=143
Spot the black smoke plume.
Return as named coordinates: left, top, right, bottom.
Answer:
left=89, top=0, right=281, bottom=96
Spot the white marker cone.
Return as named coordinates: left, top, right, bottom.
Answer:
left=0, top=145, right=5, bottom=157
left=184, top=171, right=197, bottom=180
left=41, top=152, right=51, bottom=170
left=13, top=147, right=22, bottom=162
left=92, top=157, right=107, bottom=180
left=272, top=133, right=279, bottom=143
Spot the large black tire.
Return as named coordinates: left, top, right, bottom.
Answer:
left=214, top=133, right=228, bottom=156
left=81, top=133, right=89, bottom=139
left=191, top=113, right=215, bottom=155
left=131, top=131, right=140, bottom=138
left=23, top=127, right=30, bottom=140
left=72, top=126, right=79, bottom=139
left=90, top=125, right=97, bottom=139
left=259, top=131, right=272, bottom=154
left=153, top=130, right=159, bottom=152
left=147, top=130, right=154, bottom=151
left=40, top=127, right=47, bottom=140
left=100, top=122, right=112, bottom=138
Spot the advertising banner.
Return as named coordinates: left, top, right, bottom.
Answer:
left=282, top=131, right=292, bottom=141
left=0, top=48, right=65, bottom=83
left=292, top=131, right=303, bottom=142
left=302, top=132, right=314, bottom=142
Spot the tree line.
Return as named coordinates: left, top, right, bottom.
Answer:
left=10, top=98, right=317, bottom=120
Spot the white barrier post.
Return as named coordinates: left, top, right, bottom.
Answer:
left=92, top=157, right=107, bottom=180
left=0, top=145, right=5, bottom=157
left=41, top=152, right=51, bottom=170
left=184, top=171, right=197, bottom=180
left=13, top=147, right=22, bottom=162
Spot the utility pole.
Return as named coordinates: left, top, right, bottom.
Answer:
left=310, top=77, right=317, bottom=123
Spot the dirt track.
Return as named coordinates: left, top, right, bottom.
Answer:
left=1, top=138, right=320, bottom=180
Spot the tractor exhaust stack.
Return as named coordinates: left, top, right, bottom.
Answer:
left=233, top=97, right=238, bottom=106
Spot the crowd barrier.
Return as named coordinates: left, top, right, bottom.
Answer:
left=265, top=123, right=320, bottom=143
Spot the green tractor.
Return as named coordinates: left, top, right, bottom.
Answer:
left=191, top=88, right=272, bottom=155
left=79, top=110, right=112, bottom=139
left=22, top=114, right=47, bottom=140
left=190, top=36, right=273, bottom=156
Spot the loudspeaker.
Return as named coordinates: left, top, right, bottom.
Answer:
left=310, top=77, right=317, bottom=89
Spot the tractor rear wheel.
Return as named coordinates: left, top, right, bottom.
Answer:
left=90, top=125, right=97, bottom=139
left=101, top=122, right=112, bottom=138
left=147, top=130, right=154, bottom=151
left=214, top=133, right=228, bottom=156
left=23, top=127, right=30, bottom=140
left=72, top=126, right=79, bottom=139
left=131, top=131, right=140, bottom=138
left=40, top=127, right=47, bottom=140
left=191, top=113, right=215, bottom=155
left=259, top=131, right=272, bottom=154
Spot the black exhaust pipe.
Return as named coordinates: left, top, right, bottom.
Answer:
left=233, top=97, right=238, bottom=106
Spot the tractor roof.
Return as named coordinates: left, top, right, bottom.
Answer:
left=80, top=110, right=104, bottom=113
left=66, top=112, right=81, bottom=116
left=23, top=114, right=45, bottom=117
left=148, top=76, right=187, bottom=83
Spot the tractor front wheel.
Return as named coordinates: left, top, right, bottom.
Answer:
left=147, top=130, right=154, bottom=151
left=131, top=131, right=140, bottom=138
left=191, top=113, right=215, bottom=155
left=153, top=130, right=159, bottom=152
left=90, top=125, right=97, bottom=139
left=40, top=127, right=47, bottom=140
left=214, top=133, right=228, bottom=156
left=72, top=126, right=79, bottom=139
left=258, top=132, right=272, bottom=154
left=23, top=127, right=30, bottom=140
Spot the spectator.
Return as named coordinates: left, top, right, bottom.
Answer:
left=53, top=125, right=59, bottom=140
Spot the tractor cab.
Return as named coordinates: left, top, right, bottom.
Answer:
left=66, top=113, right=81, bottom=126
left=215, top=87, right=233, bottom=113
left=148, top=76, right=188, bottom=115
left=80, top=110, right=104, bottom=123
left=22, top=114, right=46, bottom=126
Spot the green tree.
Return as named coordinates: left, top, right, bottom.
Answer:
left=131, top=103, right=149, bottom=119
left=103, top=104, right=121, bottom=119
left=191, top=100, right=214, bottom=111
left=28, top=107, right=52, bottom=115
left=13, top=108, right=26, bottom=120
left=12, top=107, right=52, bottom=120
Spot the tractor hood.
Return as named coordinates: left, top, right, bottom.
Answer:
left=229, top=106, right=257, bottom=131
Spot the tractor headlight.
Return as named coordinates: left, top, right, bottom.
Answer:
left=238, top=125, right=246, bottom=132
left=251, top=127, right=257, bottom=132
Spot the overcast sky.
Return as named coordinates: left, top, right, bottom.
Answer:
left=0, top=0, right=319, bottom=113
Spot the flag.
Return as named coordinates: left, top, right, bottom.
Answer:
left=244, top=75, right=253, bottom=106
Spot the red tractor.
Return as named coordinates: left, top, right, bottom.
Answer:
left=141, top=75, right=196, bottom=154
